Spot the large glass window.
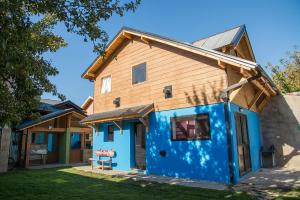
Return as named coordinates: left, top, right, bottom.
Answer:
left=101, top=75, right=111, bottom=94
left=171, top=114, right=210, bottom=141
left=132, top=63, right=146, bottom=84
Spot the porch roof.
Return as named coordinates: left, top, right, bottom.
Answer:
left=80, top=104, right=154, bottom=124
left=16, top=108, right=86, bottom=131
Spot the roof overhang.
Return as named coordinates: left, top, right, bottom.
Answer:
left=16, top=109, right=87, bottom=131
left=82, top=27, right=277, bottom=96
left=81, top=96, right=94, bottom=110
left=81, top=27, right=259, bottom=80
left=80, top=104, right=154, bottom=124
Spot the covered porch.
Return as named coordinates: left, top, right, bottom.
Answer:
left=18, top=109, right=92, bottom=168
left=80, top=104, right=154, bottom=171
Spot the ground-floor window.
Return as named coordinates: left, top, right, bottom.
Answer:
left=71, top=133, right=81, bottom=149
left=171, top=114, right=210, bottom=140
left=107, top=125, right=114, bottom=142
left=31, top=133, right=45, bottom=144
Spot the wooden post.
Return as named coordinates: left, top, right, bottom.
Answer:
left=81, top=134, right=85, bottom=150
left=65, top=114, right=71, bottom=164
left=25, top=128, right=31, bottom=168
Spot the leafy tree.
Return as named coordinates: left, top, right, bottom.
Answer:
left=0, top=0, right=140, bottom=126
left=268, top=47, right=300, bottom=93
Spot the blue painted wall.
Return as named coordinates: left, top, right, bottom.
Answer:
left=228, top=103, right=261, bottom=183
left=146, top=103, right=230, bottom=183
left=91, top=102, right=261, bottom=184
left=93, top=120, right=136, bottom=170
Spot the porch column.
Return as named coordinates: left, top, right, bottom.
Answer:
left=25, top=128, right=31, bottom=168
left=65, top=128, right=70, bottom=164
left=64, top=114, right=71, bottom=164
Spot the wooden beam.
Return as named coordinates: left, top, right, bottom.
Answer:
left=80, top=134, right=85, bottom=150
left=223, top=74, right=261, bottom=94
left=112, top=121, right=123, bottom=134
left=221, top=47, right=226, bottom=53
left=257, top=97, right=270, bottom=112
left=83, top=114, right=140, bottom=125
left=67, top=114, right=71, bottom=128
left=139, top=116, right=149, bottom=133
left=260, top=77, right=277, bottom=96
left=31, top=127, right=66, bottom=132
left=122, top=32, right=132, bottom=40
left=70, top=127, right=92, bottom=133
left=218, top=60, right=226, bottom=69
left=251, top=79, right=271, bottom=97
left=86, top=72, right=96, bottom=78
left=248, top=90, right=263, bottom=110
left=141, top=36, right=150, bottom=44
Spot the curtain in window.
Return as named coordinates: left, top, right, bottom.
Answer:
left=101, top=76, right=111, bottom=93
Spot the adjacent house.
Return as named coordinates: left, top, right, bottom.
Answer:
left=81, top=96, right=94, bottom=115
left=80, top=25, right=278, bottom=184
left=16, top=99, right=92, bottom=168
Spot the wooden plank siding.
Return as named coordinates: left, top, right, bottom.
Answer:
left=93, top=36, right=227, bottom=113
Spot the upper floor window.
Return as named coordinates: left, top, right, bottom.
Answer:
left=171, top=114, right=210, bottom=141
left=132, top=63, right=146, bottom=84
left=101, top=75, right=111, bottom=94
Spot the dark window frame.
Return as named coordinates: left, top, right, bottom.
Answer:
left=107, top=125, right=114, bottom=142
left=170, top=113, right=211, bottom=141
left=132, top=63, right=147, bottom=85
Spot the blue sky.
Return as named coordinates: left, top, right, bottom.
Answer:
left=42, top=0, right=300, bottom=105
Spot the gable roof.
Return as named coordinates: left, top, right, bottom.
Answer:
left=81, top=26, right=277, bottom=95
left=192, top=25, right=255, bottom=61
left=192, top=25, right=245, bottom=50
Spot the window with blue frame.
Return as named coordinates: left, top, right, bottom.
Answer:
left=171, top=114, right=210, bottom=141
left=107, top=125, right=114, bottom=142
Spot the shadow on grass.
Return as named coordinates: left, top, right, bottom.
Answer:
left=0, top=167, right=251, bottom=200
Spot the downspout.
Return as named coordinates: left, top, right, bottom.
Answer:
left=221, top=70, right=262, bottom=184
left=222, top=68, right=234, bottom=184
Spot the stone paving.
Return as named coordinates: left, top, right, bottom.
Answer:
left=233, top=167, right=300, bottom=199
left=73, top=165, right=228, bottom=190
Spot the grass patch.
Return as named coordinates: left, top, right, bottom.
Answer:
left=272, top=188, right=300, bottom=200
left=0, top=167, right=253, bottom=200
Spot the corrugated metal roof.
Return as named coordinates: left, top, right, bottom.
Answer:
left=80, top=104, right=154, bottom=124
left=192, top=25, right=245, bottom=50
left=40, top=99, right=62, bottom=105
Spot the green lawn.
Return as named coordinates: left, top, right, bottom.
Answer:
left=269, top=189, right=300, bottom=200
left=0, top=167, right=252, bottom=200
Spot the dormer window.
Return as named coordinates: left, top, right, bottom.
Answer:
left=132, top=63, right=146, bottom=84
left=101, top=75, right=111, bottom=94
